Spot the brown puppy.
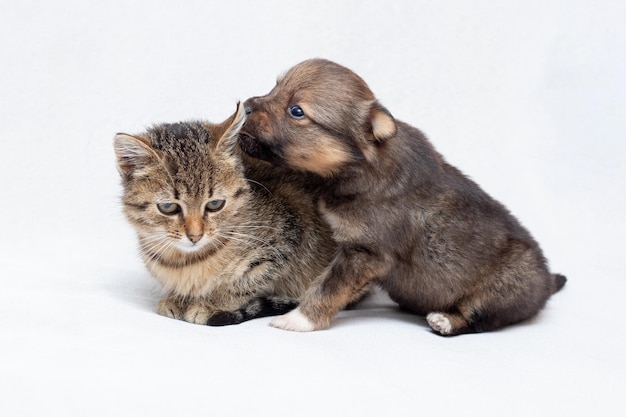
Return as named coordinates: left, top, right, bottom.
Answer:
left=240, top=58, right=566, bottom=335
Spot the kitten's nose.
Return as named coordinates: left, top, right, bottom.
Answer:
left=187, top=233, right=203, bottom=244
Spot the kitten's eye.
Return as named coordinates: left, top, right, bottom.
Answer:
left=157, top=203, right=181, bottom=215
left=288, top=105, right=305, bottom=119
left=206, top=199, right=225, bottom=212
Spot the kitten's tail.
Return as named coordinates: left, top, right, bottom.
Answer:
left=552, top=273, right=567, bottom=293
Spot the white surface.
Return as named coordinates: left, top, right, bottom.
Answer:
left=1, top=1, right=625, bottom=416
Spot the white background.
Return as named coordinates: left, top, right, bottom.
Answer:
left=1, top=1, right=625, bottom=416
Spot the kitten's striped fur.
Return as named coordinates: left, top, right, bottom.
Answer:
left=114, top=104, right=334, bottom=325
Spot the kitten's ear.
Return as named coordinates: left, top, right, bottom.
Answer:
left=369, top=101, right=397, bottom=142
left=113, top=133, right=159, bottom=179
left=215, top=101, right=246, bottom=155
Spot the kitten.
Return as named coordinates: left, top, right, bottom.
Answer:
left=113, top=103, right=335, bottom=326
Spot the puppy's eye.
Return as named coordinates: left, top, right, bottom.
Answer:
left=206, top=199, right=225, bottom=212
left=157, top=203, right=181, bottom=215
left=289, top=105, right=305, bottom=119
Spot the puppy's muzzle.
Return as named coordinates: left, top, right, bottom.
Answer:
left=240, top=99, right=285, bottom=166
left=238, top=130, right=284, bottom=167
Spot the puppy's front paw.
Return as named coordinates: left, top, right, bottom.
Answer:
left=270, top=307, right=318, bottom=332
left=426, top=312, right=453, bottom=335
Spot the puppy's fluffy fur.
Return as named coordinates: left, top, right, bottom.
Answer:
left=240, top=58, right=566, bottom=335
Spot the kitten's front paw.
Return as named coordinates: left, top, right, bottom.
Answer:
left=184, top=304, right=212, bottom=324
left=157, top=299, right=184, bottom=320
left=269, top=307, right=319, bottom=332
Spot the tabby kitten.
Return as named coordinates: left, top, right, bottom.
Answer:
left=114, top=103, right=335, bottom=325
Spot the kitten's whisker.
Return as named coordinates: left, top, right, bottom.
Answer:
left=246, top=179, right=272, bottom=195
left=220, top=230, right=284, bottom=260
left=223, top=224, right=282, bottom=232
left=141, top=233, right=177, bottom=266
left=139, top=232, right=170, bottom=248
left=207, top=237, right=226, bottom=252
left=140, top=239, right=167, bottom=255
left=216, top=234, right=274, bottom=258
left=140, top=234, right=168, bottom=249
left=224, top=230, right=276, bottom=245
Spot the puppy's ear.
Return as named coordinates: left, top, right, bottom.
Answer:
left=215, top=101, right=246, bottom=155
left=369, top=101, right=397, bottom=142
left=113, top=133, right=159, bottom=179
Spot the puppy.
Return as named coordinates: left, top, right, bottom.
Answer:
left=240, top=58, right=566, bottom=335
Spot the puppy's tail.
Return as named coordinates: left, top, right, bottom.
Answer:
left=552, top=273, right=567, bottom=293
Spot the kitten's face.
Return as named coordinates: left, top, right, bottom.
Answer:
left=115, top=106, right=249, bottom=262
left=127, top=145, right=249, bottom=256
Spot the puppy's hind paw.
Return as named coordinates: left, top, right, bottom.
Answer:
left=427, top=312, right=453, bottom=336
left=270, top=307, right=318, bottom=332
